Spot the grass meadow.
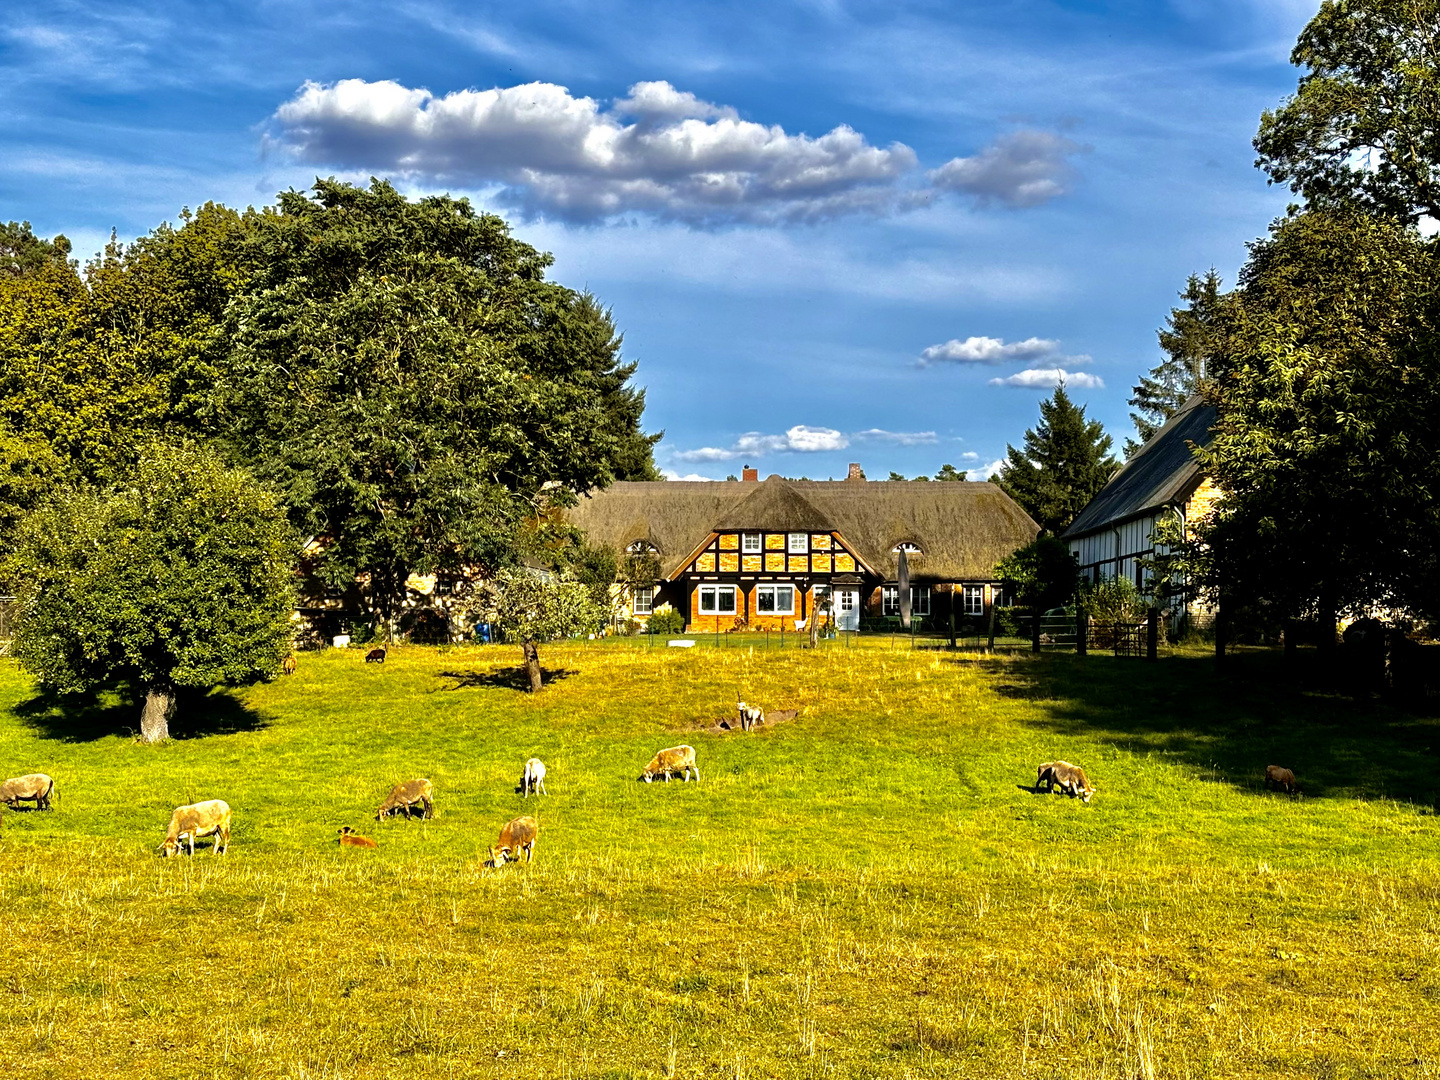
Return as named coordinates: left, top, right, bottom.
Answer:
left=1, top=639, right=1438, bottom=1079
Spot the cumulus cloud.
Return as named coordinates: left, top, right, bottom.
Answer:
left=671, top=423, right=936, bottom=462
left=919, top=335, right=1060, bottom=366
left=959, top=451, right=980, bottom=461
left=270, top=78, right=918, bottom=225
left=966, top=458, right=1006, bottom=481
left=929, top=130, right=1085, bottom=209
left=660, top=467, right=717, bottom=481
left=988, top=368, right=1105, bottom=389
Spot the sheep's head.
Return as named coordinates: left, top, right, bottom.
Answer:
left=490, top=845, right=509, bottom=866
left=160, top=838, right=179, bottom=858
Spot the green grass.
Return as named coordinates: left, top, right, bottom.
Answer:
left=1, top=641, right=1438, bottom=1079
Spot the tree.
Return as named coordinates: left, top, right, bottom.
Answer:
left=1255, top=0, right=1440, bottom=225
left=1, top=221, right=71, bottom=279
left=887, top=471, right=907, bottom=481
left=1127, top=270, right=1229, bottom=456
left=995, top=536, right=1081, bottom=612
left=995, top=385, right=1119, bottom=535
left=7, top=445, right=297, bottom=742
left=483, top=569, right=606, bottom=692
left=213, top=180, right=660, bottom=634
left=934, top=463, right=967, bottom=481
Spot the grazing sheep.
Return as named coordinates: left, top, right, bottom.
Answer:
left=1, top=773, right=54, bottom=810
left=1265, top=765, right=1298, bottom=795
left=337, top=826, right=378, bottom=849
left=282, top=655, right=297, bottom=676
left=736, top=700, right=764, bottom=731
left=521, top=758, right=547, bottom=798
left=1036, top=761, right=1095, bottom=803
left=641, top=745, right=699, bottom=783
left=489, top=815, right=538, bottom=865
left=375, top=778, right=434, bottom=821
left=365, top=647, right=387, bottom=664
left=161, top=800, right=231, bottom=857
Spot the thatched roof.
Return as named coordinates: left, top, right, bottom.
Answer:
left=1062, top=395, right=1216, bottom=539
left=566, top=473, right=1039, bottom=581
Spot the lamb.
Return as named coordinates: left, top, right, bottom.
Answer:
left=736, top=700, right=764, bottom=732
left=0, top=773, right=54, bottom=810
left=282, top=655, right=297, bottom=676
left=1036, top=761, right=1095, bottom=803
left=489, top=815, right=538, bottom=865
left=641, top=745, right=699, bottom=783
left=337, top=826, right=378, bottom=849
left=365, top=647, right=387, bottom=664
left=375, top=778, right=434, bottom=821
left=161, top=800, right=231, bottom=857
left=521, top=758, right=547, bottom=798
left=1265, top=765, right=1298, bottom=795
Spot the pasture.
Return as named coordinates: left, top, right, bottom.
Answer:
left=0, top=641, right=1437, bottom=1079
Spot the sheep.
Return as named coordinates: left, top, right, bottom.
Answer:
left=161, top=800, right=231, bottom=857
left=337, top=826, right=378, bottom=849
left=641, top=745, right=699, bottom=783
left=521, top=758, right=547, bottom=798
left=365, top=647, right=387, bottom=664
left=282, top=655, right=297, bottom=676
left=1036, top=761, right=1094, bottom=803
left=0, top=773, right=54, bottom=811
left=736, top=700, right=764, bottom=732
left=1265, top=765, right=1298, bottom=795
left=489, top=815, right=538, bottom=865
left=375, top=778, right=434, bottom=821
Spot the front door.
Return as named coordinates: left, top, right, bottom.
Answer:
left=834, top=586, right=860, bottom=631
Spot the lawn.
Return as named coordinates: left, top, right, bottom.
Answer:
left=0, top=640, right=1437, bottom=1079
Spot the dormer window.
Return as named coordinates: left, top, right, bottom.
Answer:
left=893, top=541, right=923, bottom=554
left=742, top=533, right=762, bottom=552
left=627, top=540, right=658, bottom=554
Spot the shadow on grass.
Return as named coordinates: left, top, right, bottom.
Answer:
left=958, top=649, right=1440, bottom=805
left=438, top=667, right=577, bottom=693
left=14, top=686, right=267, bottom=743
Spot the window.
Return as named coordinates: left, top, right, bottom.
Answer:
left=627, top=540, right=657, bottom=554
left=893, top=541, right=923, bottom=554
left=632, top=585, right=655, bottom=615
left=788, top=533, right=808, bottom=553
left=756, top=584, right=795, bottom=614
left=882, top=586, right=931, bottom=616
left=742, top=533, right=762, bottom=552
left=698, top=585, right=737, bottom=614
left=963, top=585, right=985, bottom=616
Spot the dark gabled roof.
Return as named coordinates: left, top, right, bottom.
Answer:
left=1062, top=395, right=1216, bottom=539
left=565, top=475, right=1040, bottom=581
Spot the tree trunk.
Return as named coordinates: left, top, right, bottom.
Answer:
left=140, top=685, right=175, bottom=744
left=522, top=640, right=543, bottom=693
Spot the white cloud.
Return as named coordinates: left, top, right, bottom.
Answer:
left=988, top=368, right=1105, bottom=389
left=919, top=335, right=1059, bottom=365
left=270, top=78, right=918, bottom=225
left=673, top=424, right=850, bottom=462
left=660, top=468, right=717, bottom=481
left=966, top=458, right=1006, bottom=481
left=959, top=451, right=980, bottom=461
left=854, top=428, right=938, bottom=445
left=929, top=130, right=1085, bottom=208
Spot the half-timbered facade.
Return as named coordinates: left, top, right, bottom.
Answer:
left=566, top=466, right=1040, bottom=632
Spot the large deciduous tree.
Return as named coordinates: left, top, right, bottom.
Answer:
left=1255, top=0, right=1440, bottom=224
left=8, top=445, right=296, bottom=742
left=212, top=179, right=659, bottom=634
left=995, top=385, right=1119, bottom=535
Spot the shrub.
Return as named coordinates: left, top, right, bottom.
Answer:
left=646, top=608, right=685, bottom=635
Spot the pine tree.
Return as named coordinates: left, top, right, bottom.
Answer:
left=1126, top=270, right=1226, bottom=456
left=995, top=385, right=1119, bottom=535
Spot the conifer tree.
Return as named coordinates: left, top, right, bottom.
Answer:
left=1126, top=270, right=1227, bottom=456
left=995, top=385, right=1119, bottom=535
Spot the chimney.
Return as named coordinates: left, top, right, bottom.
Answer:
left=742, top=466, right=758, bottom=482
left=846, top=462, right=865, bottom=482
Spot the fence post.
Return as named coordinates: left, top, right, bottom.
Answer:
left=1214, top=597, right=1226, bottom=670
left=1076, top=607, right=1087, bottom=657
left=1146, top=607, right=1158, bottom=661
left=1032, top=610, right=1041, bottom=653
left=948, top=589, right=956, bottom=649
left=987, top=600, right=997, bottom=653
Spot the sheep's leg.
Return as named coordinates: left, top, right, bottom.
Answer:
left=188, top=834, right=195, bottom=857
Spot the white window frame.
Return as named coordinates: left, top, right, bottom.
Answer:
left=755, top=584, right=795, bottom=615
left=632, top=585, right=655, bottom=615
left=882, top=585, right=898, bottom=616
left=882, top=585, right=930, bottom=616
left=788, top=532, right=808, bottom=553
left=963, top=585, right=984, bottom=616
left=698, top=584, right=737, bottom=615
left=742, top=533, right=762, bottom=553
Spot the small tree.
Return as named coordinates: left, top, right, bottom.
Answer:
left=8, top=446, right=296, bottom=742
left=995, top=537, right=1081, bottom=612
left=995, top=385, right=1119, bottom=535
left=485, top=569, right=605, bottom=692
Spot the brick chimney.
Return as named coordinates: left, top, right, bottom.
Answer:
left=846, top=462, right=865, bottom=482
left=741, top=466, right=758, bottom=482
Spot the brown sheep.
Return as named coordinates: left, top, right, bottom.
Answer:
left=282, top=655, right=297, bottom=676
left=375, top=778, right=434, bottom=821
left=641, top=745, right=699, bottom=783
left=1036, top=761, right=1095, bottom=802
left=161, top=800, right=231, bottom=857
left=1, top=773, right=54, bottom=810
left=365, top=647, right=387, bottom=664
left=489, top=815, right=538, bottom=865
left=736, top=700, right=764, bottom=732
left=337, top=826, right=378, bottom=849
left=1265, top=765, right=1297, bottom=795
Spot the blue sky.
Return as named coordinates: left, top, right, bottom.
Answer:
left=1, top=0, right=1319, bottom=480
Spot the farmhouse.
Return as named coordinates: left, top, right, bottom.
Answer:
left=566, top=465, right=1039, bottom=632
left=1062, top=394, right=1219, bottom=604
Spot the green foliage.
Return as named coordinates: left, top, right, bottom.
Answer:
left=1255, top=0, right=1440, bottom=223
left=212, top=180, right=659, bottom=624
left=934, top=463, right=967, bottom=481
left=0, top=221, right=72, bottom=279
left=1081, top=576, right=1148, bottom=623
left=995, top=385, right=1119, bottom=535
left=1127, top=270, right=1227, bottom=456
left=995, top=536, right=1080, bottom=611
left=485, top=569, right=606, bottom=645
left=645, top=607, right=685, bottom=634
left=7, top=444, right=296, bottom=705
